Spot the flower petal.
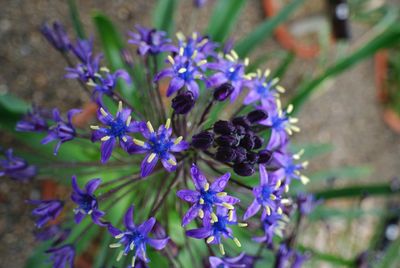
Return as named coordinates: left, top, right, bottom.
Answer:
left=85, top=178, right=101, bottom=195
left=124, top=206, right=136, bottom=229
left=141, top=153, right=159, bottom=177
left=176, top=190, right=200, bottom=203
left=138, top=217, right=156, bottom=235
left=147, top=238, right=169, bottom=250
left=243, top=199, right=261, bottom=220
left=100, top=137, right=116, bottom=163
left=166, top=77, right=185, bottom=97
left=190, top=164, right=207, bottom=190
left=210, top=172, right=230, bottom=192
left=182, top=204, right=201, bottom=227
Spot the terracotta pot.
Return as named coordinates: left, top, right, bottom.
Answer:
left=262, top=0, right=320, bottom=59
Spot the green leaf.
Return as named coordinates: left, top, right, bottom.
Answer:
left=153, top=0, right=179, bottom=35
left=67, top=0, right=86, bottom=39
left=290, top=143, right=334, bottom=160
left=374, top=238, right=400, bottom=268
left=206, top=0, right=247, bottom=43
left=297, top=244, right=354, bottom=267
left=290, top=24, right=400, bottom=113
left=309, top=165, right=372, bottom=182
left=92, top=13, right=133, bottom=98
left=24, top=241, right=52, bottom=268
left=0, top=92, right=29, bottom=114
left=271, top=52, right=295, bottom=79
left=235, top=0, right=304, bottom=57
left=313, top=183, right=400, bottom=200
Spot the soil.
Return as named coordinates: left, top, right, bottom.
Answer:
left=0, top=0, right=399, bottom=267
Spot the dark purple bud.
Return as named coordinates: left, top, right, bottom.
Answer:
left=215, top=135, right=239, bottom=147
left=253, top=135, right=264, bottom=149
left=247, top=110, right=268, bottom=123
left=232, top=116, right=251, bottom=129
left=213, top=120, right=235, bottom=135
left=240, top=134, right=255, bottom=151
left=233, top=163, right=255, bottom=176
left=191, top=131, right=214, bottom=150
left=234, top=147, right=247, bottom=163
left=213, top=83, right=234, bottom=102
left=246, top=152, right=259, bottom=164
left=172, top=91, right=195, bottom=114
left=216, top=147, right=236, bottom=162
left=258, top=150, right=273, bottom=164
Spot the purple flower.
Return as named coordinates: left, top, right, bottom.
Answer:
left=107, top=206, right=169, bottom=264
left=46, top=244, right=75, bottom=268
left=91, top=102, right=143, bottom=163
left=70, top=38, right=94, bottom=63
left=90, top=69, right=131, bottom=99
left=176, top=32, right=217, bottom=61
left=274, top=150, right=309, bottom=185
left=177, top=164, right=239, bottom=226
left=40, top=21, right=70, bottom=52
left=34, top=225, right=70, bottom=244
left=194, top=0, right=207, bottom=8
left=275, top=244, right=308, bottom=268
left=155, top=55, right=205, bottom=99
left=65, top=54, right=102, bottom=83
left=207, top=50, right=249, bottom=101
left=0, top=149, right=37, bottom=181
left=71, top=176, right=105, bottom=226
left=259, top=102, right=299, bottom=148
left=243, top=165, right=284, bottom=220
left=253, top=211, right=285, bottom=246
left=131, top=119, right=189, bottom=177
left=16, top=106, right=49, bottom=132
left=186, top=208, right=245, bottom=255
left=27, top=199, right=64, bottom=228
left=296, top=193, right=319, bottom=215
left=41, top=109, right=81, bottom=155
left=128, top=25, right=175, bottom=56
left=209, top=253, right=258, bottom=268
left=244, top=69, right=283, bottom=106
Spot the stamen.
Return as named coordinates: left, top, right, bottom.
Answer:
left=216, top=192, right=227, bottom=197
left=116, top=250, right=124, bottom=262
left=300, top=175, right=310, bottom=185
left=122, top=136, right=128, bottom=143
left=264, top=69, right=271, bottom=77
left=265, top=205, right=271, bottom=216
left=204, top=183, right=210, bottom=191
left=231, top=50, right=239, bottom=60
left=167, top=158, right=177, bottom=166
left=206, top=236, right=215, bottom=244
left=130, top=242, right=135, bottom=250
left=238, top=222, right=248, bottom=227
left=291, top=125, right=301, bottom=132
left=275, top=180, right=282, bottom=190
left=191, top=50, right=198, bottom=59
left=198, top=209, right=204, bottom=218
left=176, top=32, right=185, bottom=41
left=86, top=80, right=96, bottom=87
left=147, top=153, right=157, bottom=163
left=270, top=194, right=276, bottom=200
left=179, top=47, right=184, bottom=56
left=277, top=207, right=283, bottom=214
left=115, top=233, right=124, bottom=239
left=228, top=210, right=234, bottom=221
left=285, top=184, right=289, bottom=193
left=174, top=136, right=183, bottom=145
left=302, top=161, right=309, bottom=168
left=167, top=55, right=175, bottom=65
left=197, top=60, right=207, bottom=66
left=244, top=57, right=249, bottom=66
left=90, top=125, right=100, bottom=130
left=192, top=32, right=198, bottom=40
left=100, top=67, right=110, bottom=73
left=229, top=67, right=235, bottom=72
left=271, top=77, right=280, bottom=86
left=257, top=69, right=262, bottom=77
left=233, top=237, right=241, bottom=247
left=133, top=139, right=145, bottom=147
left=197, top=38, right=208, bottom=47
left=165, top=118, right=171, bottom=129
left=100, top=107, right=108, bottom=117
left=88, top=210, right=93, bottom=215
left=109, top=243, right=122, bottom=248
left=101, top=136, right=111, bottom=141
left=290, top=117, right=299, bottom=123
left=126, top=116, right=132, bottom=127
left=276, top=85, right=286, bottom=93
left=226, top=54, right=235, bottom=62
left=211, top=213, right=218, bottom=223
left=118, top=101, right=123, bottom=113
left=178, top=68, right=187, bottom=73
left=199, top=198, right=205, bottom=205
left=286, top=104, right=294, bottom=114
left=219, top=244, right=225, bottom=255
left=132, top=256, right=136, bottom=268
left=222, top=202, right=234, bottom=210
left=146, top=121, right=154, bottom=133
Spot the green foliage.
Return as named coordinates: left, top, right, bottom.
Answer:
left=67, top=0, right=86, bottom=39
left=235, top=0, right=304, bottom=57
left=206, top=0, right=247, bottom=43
left=153, top=0, right=179, bottom=35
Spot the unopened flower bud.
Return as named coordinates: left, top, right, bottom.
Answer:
left=213, top=83, right=234, bottom=101
left=247, top=110, right=268, bottom=123
left=232, top=116, right=251, bottom=129
left=234, top=147, right=247, bottom=163
left=246, top=152, right=259, bottom=164
left=171, top=91, right=195, bottom=114
left=213, top=120, right=235, bottom=135
left=233, top=163, right=255, bottom=176
left=216, top=147, right=236, bottom=162
left=215, top=135, right=239, bottom=147
left=258, top=150, right=273, bottom=164
left=252, top=136, right=264, bottom=149
left=240, top=134, right=255, bottom=150
left=191, top=131, right=214, bottom=150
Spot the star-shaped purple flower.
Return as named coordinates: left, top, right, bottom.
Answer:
left=91, top=102, right=143, bottom=163
left=274, top=150, right=309, bottom=185
left=16, top=106, right=49, bottom=133
left=128, top=25, right=176, bottom=56
left=0, top=148, right=37, bottom=181
left=177, top=164, right=239, bottom=226
left=40, top=21, right=70, bottom=52
left=244, top=69, right=283, bottom=107
left=131, top=119, right=189, bottom=177
left=41, top=108, right=81, bottom=155
left=107, top=206, right=169, bottom=265
left=186, top=208, right=245, bottom=255
left=253, top=210, right=285, bottom=246
left=71, top=176, right=105, bottom=226
left=243, top=165, right=284, bottom=220
left=27, top=199, right=64, bottom=228
left=46, top=244, right=75, bottom=268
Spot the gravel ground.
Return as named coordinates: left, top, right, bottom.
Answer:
left=1, top=0, right=399, bottom=267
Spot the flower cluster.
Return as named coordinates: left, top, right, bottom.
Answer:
left=6, top=20, right=317, bottom=268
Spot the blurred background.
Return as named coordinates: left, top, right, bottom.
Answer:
left=1, top=0, right=400, bottom=267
